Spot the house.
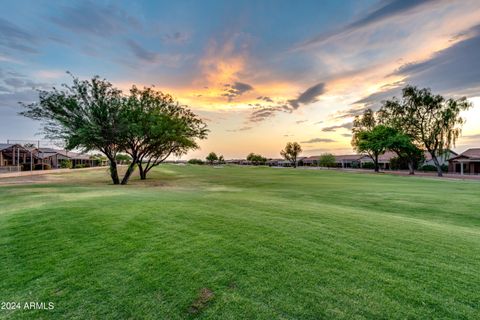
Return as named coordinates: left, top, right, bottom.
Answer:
left=0, top=144, right=39, bottom=172
left=0, top=143, right=105, bottom=172
left=423, top=149, right=457, bottom=167
left=358, top=151, right=397, bottom=170
left=334, top=154, right=364, bottom=168
left=302, top=156, right=319, bottom=166
left=448, top=148, right=480, bottom=175
left=267, top=157, right=306, bottom=167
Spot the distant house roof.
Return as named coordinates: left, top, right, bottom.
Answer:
left=0, top=143, right=15, bottom=151
left=378, top=151, right=397, bottom=162
left=36, top=148, right=91, bottom=160
left=449, top=148, right=480, bottom=161
left=423, top=149, right=457, bottom=161
left=334, top=154, right=363, bottom=161
left=0, top=143, right=26, bottom=152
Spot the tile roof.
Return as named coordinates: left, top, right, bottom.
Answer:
left=450, top=148, right=480, bottom=160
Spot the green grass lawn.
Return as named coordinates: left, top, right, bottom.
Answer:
left=0, top=165, right=479, bottom=319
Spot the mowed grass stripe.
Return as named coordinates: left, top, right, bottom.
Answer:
left=0, top=165, right=479, bottom=319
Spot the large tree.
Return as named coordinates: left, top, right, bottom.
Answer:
left=20, top=75, right=127, bottom=184
left=378, top=86, right=472, bottom=176
left=280, top=142, right=302, bottom=168
left=353, top=125, right=392, bottom=172
left=121, top=86, right=207, bottom=183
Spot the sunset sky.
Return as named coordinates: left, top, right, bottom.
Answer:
left=1, top=0, right=480, bottom=159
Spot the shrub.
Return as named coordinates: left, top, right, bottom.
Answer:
left=318, top=153, right=336, bottom=167
left=60, top=160, right=73, bottom=169
left=74, top=164, right=87, bottom=169
left=419, top=164, right=437, bottom=171
left=361, top=162, right=375, bottom=169
left=420, top=164, right=448, bottom=172
left=34, top=163, right=51, bottom=170
left=188, top=159, right=204, bottom=165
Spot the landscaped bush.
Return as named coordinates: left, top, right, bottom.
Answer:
left=420, top=164, right=437, bottom=171
left=60, top=160, right=73, bottom=169
left=361, top=162, right=375, bottom=169
left=419, top=164, right=448, bottom=172
left=188, top=159, right=204, bottom=165
left=74, top=164, right=87, bottom=169
left=34, top=163, right=51, bottom=170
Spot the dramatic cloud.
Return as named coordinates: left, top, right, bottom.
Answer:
left=300, top=0, right=436, bottom=47
left=257, top=96, right=273, bottom=103
left=0, top=17, right=38, bottom=53
left=301, top=138, right=336, bottom=143
left=351, top=24, right=480, bottom=110
left=392, top=24, right=480, bottom=95
left=246, top=82, right=325, bottom=123
left=227, top=126, right=253, bottom=132
left=288, top=82, right=325, bottom=109
left=248, top=104, right=291, bottom=122
left=222, top=82, right=254, bottom=101
left=125, top=39, right=190, bottom=67
left=126, top=39, right=158, bottom=62
left=322, top=122, right=353, bottom=132
left=51, top=1, right=140, bottom=37
left=0, top=90, right=39, bottom=112
left=162, top=31, right=190, bottom=44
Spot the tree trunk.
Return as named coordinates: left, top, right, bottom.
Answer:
left=374, top=154, right=379, bottom=173
left=109, top=159, right=120, bottom=185
left=138, top=163, right=147, bottom=180
left=408, top=160, right=415, bottom=175
left=430, top=153, right=443, bottom=177
left=121, top=162, right=136, bottom=185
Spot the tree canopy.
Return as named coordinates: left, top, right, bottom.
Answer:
left=21, top=75, right=208, bottom=184
left=206, top=152, right=218, bottom=165
left=280, top=142, right=302, bottom=168
left=378, top=85, right=472, bottom=176
left=247, top=153, right=267, bottom=165
left=318, top=153, right=336, bottom=167
left=122, top=86, right=207, bottom=182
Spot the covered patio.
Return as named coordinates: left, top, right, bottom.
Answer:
left=448, top=148, right=480, bottom=175
left=0, top=144, right=37, bottom=172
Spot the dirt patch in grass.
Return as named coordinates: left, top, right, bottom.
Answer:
left=188, top=288, right=215, bottom=315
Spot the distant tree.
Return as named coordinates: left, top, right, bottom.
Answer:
left=318, top=153, right=336, bottom=167
left=188, top=158, right=204, bottom=165
left=218, top=155, right=225, bottom=164
left=280, top=142, right=302, bottom=168
left=378, top=86, right=472, bottom=176
left=247, top=153, right=267, bottom=165
left=206, top=152, right=218, bottom=165
left=20, top=75, right=127, bottom=184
